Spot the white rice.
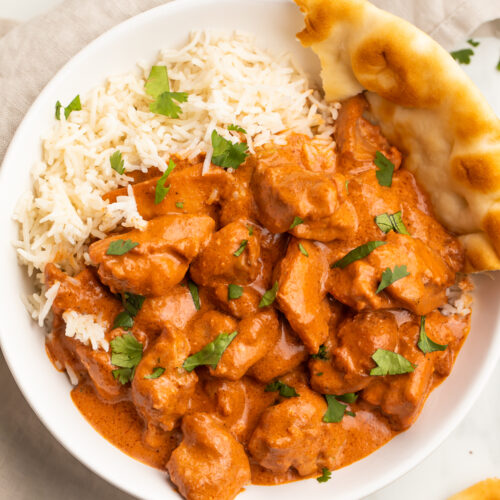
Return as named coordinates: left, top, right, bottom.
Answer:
left=440, top=283, right=473, bottom=317
left=14, top=30, right=338, bottom=337
left=62, top=310, right=109, bottom=352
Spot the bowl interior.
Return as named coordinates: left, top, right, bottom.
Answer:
left=0, top=1, right=499, bottom=499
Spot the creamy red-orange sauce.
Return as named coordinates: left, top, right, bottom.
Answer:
left=45, top=94, right=472, bottom=499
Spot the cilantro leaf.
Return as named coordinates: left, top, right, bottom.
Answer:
left=175, top=201, right=184, bottom=209
left=370, top=349, right=415, bottom=376
left=228, top=124, right=247, bottom=134
left=211, top=130, right=249, bottom=169
left=298, top=242, right=309, bottom=257
left=110, top=333, right=143, bottom=384
left=331, top=241, right=386, bottom=269
left=259, top=281, right=278, bottom=308
left=467, top=39, right=480, bottom=47
left=417, top=316, right=447, bottom=354
left=289, top=216, right=304, bottom=230
left=233, top=240, right=248, bottom=257
left=155, top=159, right=176, bottom=204
left=247, top=224, right=254, bottom=236
left=144, top=366, right=165, bottom=380
left=110, top=150, right=125, bottom=174
left=145, top=66, right=170, bottom=98
left=374, top=151, right=395, bottom=187
left=451, top=48, right=474, bottom=64
left=112, top=311, right=134, bottom=330
left=323, top=394, right=356, bottom=423
left=374, top=211, right=409, bottom=235
left=345, top=180, right=349, bottom=194
left=375, top=265, right=410, bottom=294
left=228, top=284, right=243, bottom=300
left=106, top=239, right=139, bottom=256
left=183, top=331, right=238, bottom=372
left=122, top=293, right=146, bottom=317
left=145, top=66, right=188, bottom=119
left=336, top=392, right=358, bottom=404
left=311, top=344, right=329, bottom=360
left=316, top=468, right=332, bottom=483
left=265, top=380, right=299, bottom=398
left=187, top=280, right=201, bottom=311
left=55, top=95, right=81, bottom=120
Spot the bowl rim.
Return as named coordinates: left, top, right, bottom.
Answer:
left=1, top=0, right=499, bottom=499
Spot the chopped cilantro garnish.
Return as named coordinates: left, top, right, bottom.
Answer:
left=467, top=39, right=480, bottom=47
left=211, top=130, right=249, bottom=169
left=110, top=333, right=143, bottom=384
left=228, top=124, right=247, bottom=134
left=155, top=159, right=176, bottom=204
left=175, top=201, right=184, bottom=209
left=311, top=344, right=329, bottom=360
left=417, top=316, right=447, bottom=354
left=183, top=331, right=238, bottom=372
left=265, top=380, right=299, bottom=398
left=316, top=468, right=331, bottom=483
left=374, top=151, right=395, bottom=187
left=106, top=239, right=139, bottom=256
left=55, top=95, right=81, bottom=120
left=112, top=311, right=134, bottom=330
left=370, top=349, right=415, bottom=376
left=233, top=240, right=248, bottom=257
left=187, top=280, right=201, bottom=311
left=121, top=292, right=146, bottom=317
left=323, top=394, right=356, bottom=423
left=374, top=211, right=409, bottom=235
left=247, top=224, right=254, bottom=236
left=298, top=242, right=309, bottom=257
left=109, top=150, right=125, bottom=174
left=228, top=284, right=243, bottom=300
left=259, top=281, right=278, bottom=308
left=331, top=241, right=386, bottom=269
left=451, top=48, right=474, bottom=65
left=145, top=66, right=188, bottom=118
left=336, top=392, right=358, bottom=404
left=144, top=366, right=165, bottom=379
left=289, top=216, right=304, bottom=230
left=375, top=265, right=410, bottom=294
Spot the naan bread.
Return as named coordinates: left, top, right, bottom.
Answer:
left=448, top=478, right=500, bottom=500
left=294, top=0, right=500, bottom=272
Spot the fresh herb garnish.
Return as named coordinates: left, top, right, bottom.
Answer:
left=228, top=124, right=247, bottom=134
left=370, top=349, right=415, bottom=376
left=110, top=333, right=143, bottom=384
left=374, top=151, right=395, bottom=187
left=247, top=224, right=254, bottom=236
left=311, top=344, right=329, bottom=360
left=289, top=216, right=304, bottom=230
left=211, top=130, right=249, bottom=169
left=316, top=372, right=324, bottom=376
left=345, top=180, right=349, bottom=194
left=323, top=394, right=355, bottom=423
left=467, top=39, right=480, bottom=47
left=336, top=392, right=358, bottom=404
left=265, top=380, right=299, bottom=398
left=110, top=150, right=125, bottom=174
left=259, top=281, right=278, bottom=308
left=145, top=66, right=188, bottom=118
left=144, top=366, right=165, bottom=379
left=497, top=58, right=500, bottom=71
left=55, top=95, right=81, bottom=120
left=417, top=316, right=447, bottom=354
left=187, top=280, right=200, bottom=311
left=233, top=240, right=248, bottom=257
left=228, top=284, right=243, bottom=300
left=121, top=293, right=146, bottom=317
left=106, top=239, right=139, bottom=256
left=298, top=242, right=309, bottom=257
left=375, top=265, right=410, bottom=294
left=155, top=159, right=176, bottom=204
left=331, top=241, right=386, bottom=269
left=374, top=211, right=409, bottom=235
left=183, top=331, right=238, bottom=372
left=451, top=48, right=474, bottom=65
left=175, top=201, right=184, bottom=209
left=112, top=311, right=134, bottom=330
left=316, top=468, right=332, bottom=483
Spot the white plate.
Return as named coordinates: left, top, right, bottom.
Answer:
left=0, top=1, right=499, bottom=499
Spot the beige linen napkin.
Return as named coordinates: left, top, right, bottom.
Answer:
left=0, top=1, right=498, bottom=500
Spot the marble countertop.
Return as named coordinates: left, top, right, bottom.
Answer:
left=1, top=1, right=499, bottom=499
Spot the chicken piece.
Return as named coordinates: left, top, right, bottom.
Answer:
left=203, top=377, right=276, bottom=445
left=251, top=161, right=353, bottom=241
left=310, top=311, right=399, bottom=395
left=205, top=284, right=261, bottom=319
left=213, top=309, right=280, bottom=380
left=328, top=232, right=455, bottom=316
left=132, top=328, right=198, bottom=431
left=362, top=319, right=434, bottom=430
left=89, top=214, right=215, bottom=296
left=248, top=319, right=308, bottom=383
left=248, top=384, right=327, bottom=476
left=45, top=264, right=127, bottom=400
left=190, top=220, right=261, bottom=287
left=335, top=94, right=402, bottom=175
left=167, top=413, right=251, bottom=500
left=104, top=163, right=234, bottom=221
left=275, top=239, right=331, bottom=353
left=134, top=284, right=198, bottom=339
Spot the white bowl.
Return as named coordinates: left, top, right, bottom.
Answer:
left=0, top=1, right=499, bottom=499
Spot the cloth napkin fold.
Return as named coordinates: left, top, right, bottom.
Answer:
left=0, top=1, right=498, bottom=500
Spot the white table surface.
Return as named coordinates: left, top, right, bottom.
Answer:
left=1, top=1, right=499, bottom=499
